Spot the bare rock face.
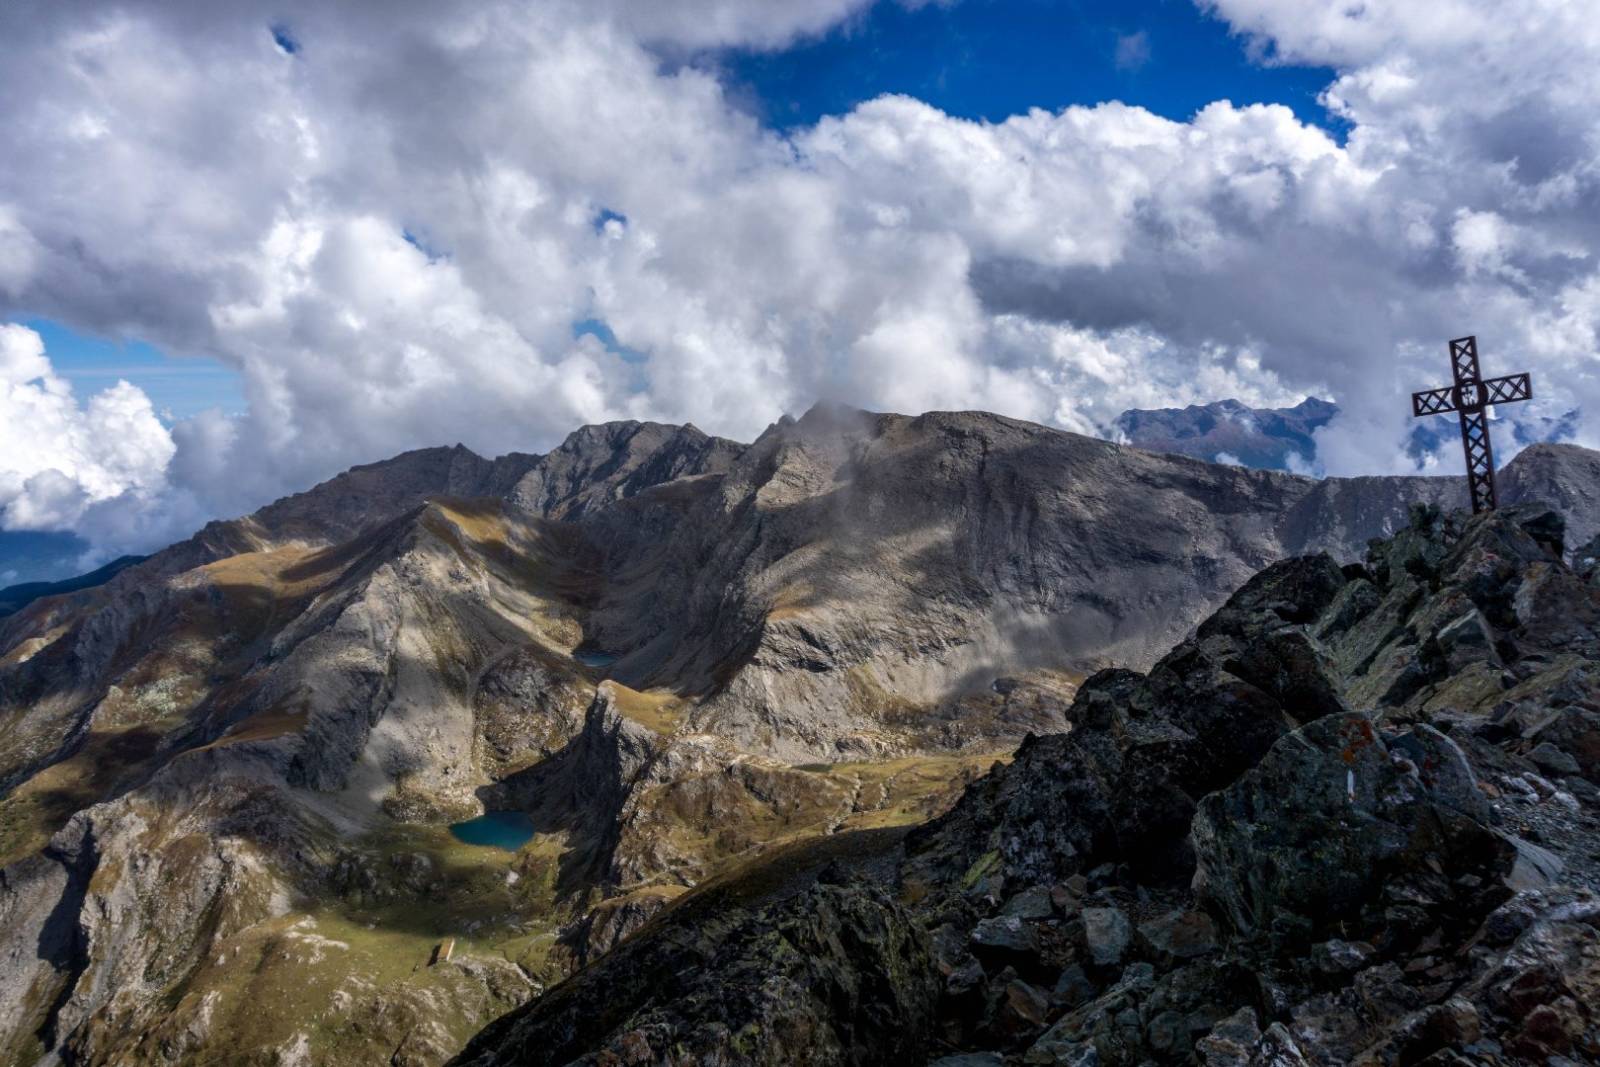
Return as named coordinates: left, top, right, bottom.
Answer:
left=579, top=407, right=1586, bottom=763
left=3, top=406, right=1600, bottom=1065
left=1501, top=442, right=1600, bottom=553
left=505, top=420, right=742, bottom=520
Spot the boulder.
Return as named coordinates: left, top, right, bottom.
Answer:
left=1192, top=713, right=1513, bottom=944
left=1135, top=909, right=1218, bottom=965
left=1529, top=740, right=1582, bottom=778
left=1081, top=907, right=1132, bottom=968
left=972, top=914, right=1042, bottom=959
left=1194, top=1006, right=1260, bottom=1067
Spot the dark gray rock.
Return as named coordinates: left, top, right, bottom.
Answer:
left=451, top=881, right=939, bottom=1067
left=1310, top=939, right=1374, bottom=975
left=1136, top=909, right=1218, bottom=964
left=1082, top=907, right=1132, bottom=967
left=972, top=914, right=1042, bottom=957
left=1002, top=885, right=1057, bottom=920
left=1531, top=741, right=1582, bottom=777
left=1192, top=712, right=1513, bottom=942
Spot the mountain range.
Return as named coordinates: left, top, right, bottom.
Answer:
left=1114, top=396, right=1587, bottom=474
left=2, top=404, right=1599, bottom=1065
left=1112, top=397, right=1336, bottom=471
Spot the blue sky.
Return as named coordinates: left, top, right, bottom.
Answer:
left=21, top=318, right=244, bottom=423
left=23, top=0, right=1335, bottom=422
left=717, top=0, right=1336, bottom=131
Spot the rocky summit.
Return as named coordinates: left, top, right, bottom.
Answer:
left=454, top=503, right=1600, bottom=1067
left=1, top=406, right=1599, bottom=1066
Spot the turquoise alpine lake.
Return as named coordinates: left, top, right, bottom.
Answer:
left=573, top=648, right=620, bottom=668
left=448, top=811, right=536, bottom=851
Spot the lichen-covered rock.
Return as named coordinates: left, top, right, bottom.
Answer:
left=1192, top=713, right=1512, bottom=943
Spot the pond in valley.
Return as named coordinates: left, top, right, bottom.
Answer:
left=448, top=811, right=535, bottom=851
left=573, top=648, right=620, bottom=669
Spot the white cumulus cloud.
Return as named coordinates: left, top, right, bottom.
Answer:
left=0, top=324, right=176, bottom=538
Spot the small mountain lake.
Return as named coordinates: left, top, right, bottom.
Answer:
left=448, top=811, right=535, bottom=851
left=573, top=648, right=620, bottom=668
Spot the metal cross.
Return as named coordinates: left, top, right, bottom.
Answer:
left=1411, top=335, right=1532, bottom=513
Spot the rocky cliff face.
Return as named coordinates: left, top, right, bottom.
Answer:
left=458, top=504, right=1600, bottom=1067
left=1, top=406, right=1598, bottom=1065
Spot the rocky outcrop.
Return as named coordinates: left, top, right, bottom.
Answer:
left=1190, top=712, right=1511, bottom=942
left=1502, top=442, right=1600, bottom=556
left=453, top=875, right=939, bottom=1067
left=505, top=421, right=742, bottom=520
left=900, top=550, right=1353, bottom=897
left=889, top=503, right=1600, bottom=1065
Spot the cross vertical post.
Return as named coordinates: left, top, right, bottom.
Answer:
left=1410, top=335, right=1533, bottom=514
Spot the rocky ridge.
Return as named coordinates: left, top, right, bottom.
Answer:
left=455, top=503, right=1600, bottom=1066
left=2, top=407, right=1599, bottom=1065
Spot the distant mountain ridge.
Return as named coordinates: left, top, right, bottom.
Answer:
left=0, top=555, right=146, bottom=618
left=1113, top=396, right=1336, bottom=470
left=1117, top=395, right=1586, bottom=474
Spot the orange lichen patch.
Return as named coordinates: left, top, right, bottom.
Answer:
left=603, top=682, right=687, bottom=735
left=1339, top=716, right=1378, bottom=766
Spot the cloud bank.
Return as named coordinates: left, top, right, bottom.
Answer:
left=0, top=325, right=176, bottom=541
left=0, top=0, right=1597, bottom=564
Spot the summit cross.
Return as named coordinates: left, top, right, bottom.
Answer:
left=1410, top=335, right=1533, bottom=514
